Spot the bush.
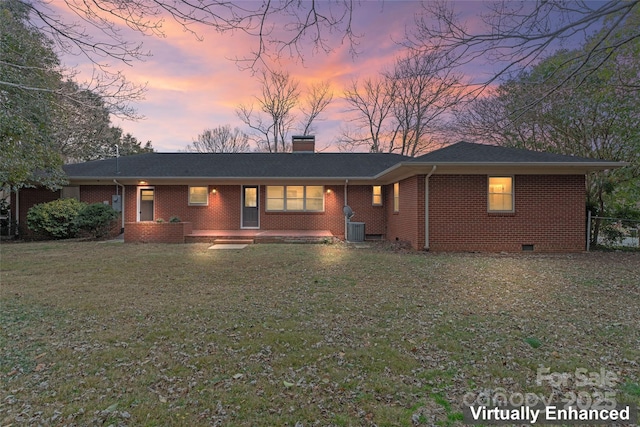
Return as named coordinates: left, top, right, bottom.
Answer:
left=76, top=203, right=118, bottom=238
left=169, top=216, right=181, bottom=223
left=27, top=198, right=86, bottom=239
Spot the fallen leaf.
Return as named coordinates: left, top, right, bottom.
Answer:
left=104, top=403, right=118, bottom=412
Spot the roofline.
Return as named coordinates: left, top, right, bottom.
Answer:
left=66, top=161, right=628, bottom=183
left=409, top=161, right=628, bottom=167
left=67, top=175, right=378, bottom=181
left=375, top=160, right=628, bottom=178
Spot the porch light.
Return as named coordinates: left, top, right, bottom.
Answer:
left=138, top=180, right=148, bottom=185
left=211, top=188, right=217, bottom=194
left=326, top=188, right=332, bottom=194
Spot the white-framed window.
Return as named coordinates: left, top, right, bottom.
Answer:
left=266, top=185, right=324, bottom=212
left=189, top=186, right=209, bottom=206
left=488, top=176, right=514, bottom=212
left=372, top=185, right=382, bottom=206
left=393, top=182, right=399, bottom=212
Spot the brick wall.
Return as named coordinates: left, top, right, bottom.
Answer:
left=112, top=184, right=385, bottom=239
left=385, top=175, right=425, bottom=249
left=124, top=222, right=192, bottom=243
left=11, top=188, right=61, bottom=235
left=428, top=175, right=585, bottom=252
left=12, top=186, right=126, bottom=237
left=11, top=176, right=586, bottom=251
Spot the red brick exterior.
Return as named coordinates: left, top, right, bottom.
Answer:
left=115, top=184, right=385, bottom=240
left=124, top=222, right=192, bottom=243
left=385, top=175, right=426, bottom=249
left=428, top=175, right=586, bottom=252
left=11, top=175, right=587, bottom=251
left=11, top=188, right=61, bottom=235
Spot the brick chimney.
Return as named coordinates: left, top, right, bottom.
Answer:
left=292, top=135, right=315, bottom=153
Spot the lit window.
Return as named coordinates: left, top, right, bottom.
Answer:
left=189, top=186, right=209, bottom=205
left=393, top=182, right=399, bottom=212
left=266, top=186, right=285, bottom=210
left=372, top=185, right=382, bottom=206
left=266, top=185, right=324, bottom=212
left=488, top=177, right=514, bottom=212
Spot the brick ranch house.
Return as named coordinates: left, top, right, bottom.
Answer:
left=11, top=139, right=624, bottom=251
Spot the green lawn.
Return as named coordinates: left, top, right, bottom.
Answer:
left=1, top=241, right=639, bottom=426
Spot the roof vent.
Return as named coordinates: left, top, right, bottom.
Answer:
left=292, top=135, right=315, bottom=153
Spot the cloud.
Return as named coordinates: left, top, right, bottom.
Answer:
left=51, top=1, right=465, bottom=152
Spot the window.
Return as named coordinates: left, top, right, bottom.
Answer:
left=266, top=185, right=324, bottom=211
left=372, top=185, right=382, bottom=206
left=488, top=177, right=514, bottom=212
left=61, top=186, right=80, bottom=200
left=189, top=186, right=209, bottom=206
left=393, top=182, right=399, bottom=212
left=244, top=187, right=257, bottom=208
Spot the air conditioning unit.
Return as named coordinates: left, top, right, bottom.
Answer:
left=347, top=222, right=365, bottom=242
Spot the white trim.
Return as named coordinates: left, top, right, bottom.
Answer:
left=372, top=185, right=382, bottom=206
left=487, top=176, right=515, bottom=213
left=137, top=186, right=155, bottom=222
left=188, top=185, right=209, bottom=206
left=393, top=182, right=400, bottom=213
left=264, top=185, right=325, bottom=212
left=241, top=185, right=260, bottom=229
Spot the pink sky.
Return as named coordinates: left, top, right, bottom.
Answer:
left=56, top=2, right=485, bottom=152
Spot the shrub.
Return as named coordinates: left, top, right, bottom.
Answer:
left=76, top=203, right=118, bottom=238
left=27, top=198, right=86, bottom=239
left=169, top=216, right=181, bottom=223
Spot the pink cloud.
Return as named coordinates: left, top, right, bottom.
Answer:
left=51, top=2, right=476, bottom=152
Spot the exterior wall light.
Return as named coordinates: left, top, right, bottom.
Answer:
left=211, top=188, right=217, bottom=194
left=326, top=188, right=333, bottom=194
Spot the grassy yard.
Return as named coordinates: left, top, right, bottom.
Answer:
left=1, top=241, right=639, bottom=426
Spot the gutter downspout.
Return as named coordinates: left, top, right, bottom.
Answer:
left=113, top=179, right=125, bottom=233
left=424, top=165, right=437, bottom=250
left=344, top=179, right=348, bottom=241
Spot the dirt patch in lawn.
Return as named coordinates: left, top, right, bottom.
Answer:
left=1, top=242, right=639, bottom=426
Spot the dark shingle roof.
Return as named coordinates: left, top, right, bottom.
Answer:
left=63, top=152, right=410, bottom=179
left=411, top=141, right=613, bottom=163
left=63, top=141, right=624, bottom=180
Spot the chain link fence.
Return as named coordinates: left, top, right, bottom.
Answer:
left=587, top=211, right=640, bottom=250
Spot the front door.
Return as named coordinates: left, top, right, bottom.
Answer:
left=139, top=188, right=154, bottom=221
left=242, top=186, right=259, bottom=228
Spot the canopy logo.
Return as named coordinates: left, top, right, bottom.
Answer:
left=462, top=366, right=638, bottom=425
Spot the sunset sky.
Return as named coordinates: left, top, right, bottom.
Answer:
left=52, top=2, right=512, bottom=152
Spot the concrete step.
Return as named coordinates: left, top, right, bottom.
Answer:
left=213, top=238, right=254, bottom=245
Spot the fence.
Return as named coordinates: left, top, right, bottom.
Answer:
left=587, top=211, right=640, bottom=251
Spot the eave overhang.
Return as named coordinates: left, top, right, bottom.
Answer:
left=67, top=176, right=383, bottom=186
left=374, top=161, right=629, bottom=185
left=66, top=161, right=628, bottom=187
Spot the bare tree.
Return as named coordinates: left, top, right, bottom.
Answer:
left=340, top=52, right=462, bottom=155
left=386, top=52, right=464, bottom=156
left=299, top=81, right=334, bottom=135
left=340, top=76, right=397, bottom=153
left=410, top=0, right=640, bottom=108
left=186, top=125, right=250, bottom=153
left=4, top=0, right=360, bottom=114
left=237, top=70, right=300, bottom=152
